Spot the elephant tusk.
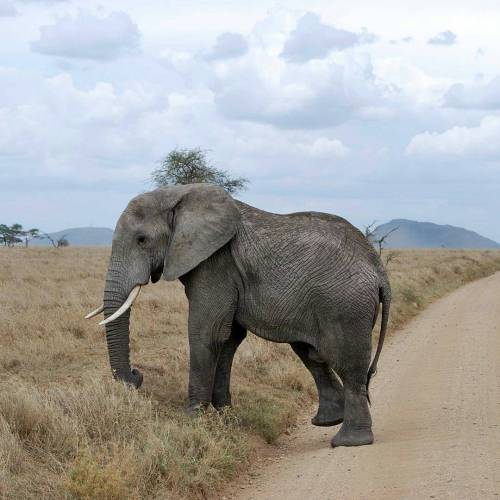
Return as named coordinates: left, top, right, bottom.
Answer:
left=84, top=305, right=104, bottom=319
left=99, top=285, right=141, bottom=326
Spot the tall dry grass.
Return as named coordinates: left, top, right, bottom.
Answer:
left=381, top=249, right=500, bottom=330
left=0, top=246, right=499, bottom=498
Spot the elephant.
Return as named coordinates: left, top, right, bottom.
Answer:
left=86, top=183, right=391, bottom=448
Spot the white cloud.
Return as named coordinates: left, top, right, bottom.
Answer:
left=212, top=46, right=389, bottom=129
left=406, top=115, right=500, bottom=158
left=298, top=137, right=349, bottom=158
left=428, top=30, right=457, bottom=46
left=281, top=12, right=375, bottom=63
left=374, top=57, right=453, bottom=107
left=0, top=71, right=171, bottom=184
left=0, top=0, right=17, bottom=16
left=475, top=47, right=485, bottom=59
left=0, top=62, right=352, bottom=199
left=206, top=32, right=248, bottom=60
left=2, top=3, right=500, bottom=241
left=444, top=76, right=500, bottom=109
left=31, top=10, right=141, bottom=60
left=43, top=73, right=165, bottom=126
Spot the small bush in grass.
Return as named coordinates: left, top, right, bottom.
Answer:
left=66, top=447, right=136, bottom=500
left=144, top=410, right=247, bottom=496
left=50, top=378, right=154, bottom=444
left=431, top=265, right=441, bottom=275
left=0, top=381, right=77, bottom=457
left=236, top=392, right=297, bottom=443
left=0, top=376, right=250, bottom=499
left=278, top=368, right=307, bottom=392
left=0, top=416, right=24, bottom=474
left=67, top=409, right=247, bottom=499
left=400, top=286, right=421, bottom=308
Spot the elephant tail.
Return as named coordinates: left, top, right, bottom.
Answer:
left=366, top=281, right=391, bottom=404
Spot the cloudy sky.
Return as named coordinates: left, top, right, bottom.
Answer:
left=1, top=0, right=500, bottom=240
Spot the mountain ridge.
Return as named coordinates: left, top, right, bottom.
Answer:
left=33, top=227, right=114, bottom=246
left=31, top=220, right=500, bottom=249
left=372, top=219, right=500, bottom=249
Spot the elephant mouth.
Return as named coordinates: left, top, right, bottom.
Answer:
left=86, top=265, right=163, bottom=324
left=150, top=264, right=163, bottom=283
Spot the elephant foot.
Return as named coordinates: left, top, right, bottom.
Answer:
left=186, top=402, right=209, bottom=417
left=213, top=402, right=232, bottom=413
left=212, top=393, right=231, bottom=411
left=330, top=424, right=373, bottom=447
left=311, top=405, right=344, bottom=427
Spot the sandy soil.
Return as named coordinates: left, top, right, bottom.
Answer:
left=230, top=272, right=500, bottom=500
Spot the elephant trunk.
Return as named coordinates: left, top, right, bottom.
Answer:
left=103, top=268, right=143, bottom=389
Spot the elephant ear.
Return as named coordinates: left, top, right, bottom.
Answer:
left=163, top=184, right=241, bottom=281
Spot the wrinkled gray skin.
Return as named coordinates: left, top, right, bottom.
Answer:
left=103, top=184, right=391, bottom=447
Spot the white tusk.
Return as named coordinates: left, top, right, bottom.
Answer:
left=85, top=305, right=104, bottom=319
left=99, top=285, right=141, bottom=326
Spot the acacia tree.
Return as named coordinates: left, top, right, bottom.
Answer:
left=364, top=221, right=399, bottom=257
left=0, top=224, right=55, bottom=248
left=42, top=232, right=69, bottom=248
left=10, top=224, right=23, bottom=247
left=151, top=148, right=249, bottom=195
left=0, top=224, right=11, bottom=246
left=23, top=228, right=41, bottom=248
left=0, top=223, right=24, bottom=247
left=57, top=236, right=69, bottom=248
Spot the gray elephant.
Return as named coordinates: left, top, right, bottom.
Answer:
left=86, top=183, right=390, bottom=447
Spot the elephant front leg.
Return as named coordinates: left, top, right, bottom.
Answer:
left=212, top=322, right=247, bottom=410
left=186, top=310, right=235, bottom=413
left=187, top=339, right=220, bottom=413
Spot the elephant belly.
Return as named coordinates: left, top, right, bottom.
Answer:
left=238, top=320, right=310, bottom=344
left=234, top=270, right=379, bottom=347
left=235, top=286, right=324, bottom=345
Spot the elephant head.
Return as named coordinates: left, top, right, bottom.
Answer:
left=85, top=183, right=241, bottom=388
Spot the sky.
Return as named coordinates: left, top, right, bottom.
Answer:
left=1, top=0, right=500, bottom=241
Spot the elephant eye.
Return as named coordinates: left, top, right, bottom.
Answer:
left=137, top=235, right=146, bottom=244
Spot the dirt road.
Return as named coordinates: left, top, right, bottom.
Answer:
left=233, top=272, right=500, bottom=499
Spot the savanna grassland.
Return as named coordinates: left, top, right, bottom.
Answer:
left=1, top=247, right=500, bottom=499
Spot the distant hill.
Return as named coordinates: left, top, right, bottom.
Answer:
left=29, top=220, right=500, bottom=249
left=372, top=219, right=500, bottom=249
left=33, top=227, right=113, bottom=246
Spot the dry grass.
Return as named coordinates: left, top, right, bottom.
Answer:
left=0, top=246, right=499, bottom=498
left=382, top=249, right=500, bottom=330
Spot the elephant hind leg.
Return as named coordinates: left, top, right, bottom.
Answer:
left=211, top=322, right=247, bottom=410
left=328, top=319, right=374, bottom=447
left=291, top=342, right=344, bottom=427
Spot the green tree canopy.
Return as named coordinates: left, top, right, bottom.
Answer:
left=23, top=228, right=41, bottom=247
left=151, top=148, right=249, bottom=195
left=0, top=223, right=24, bottom=247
